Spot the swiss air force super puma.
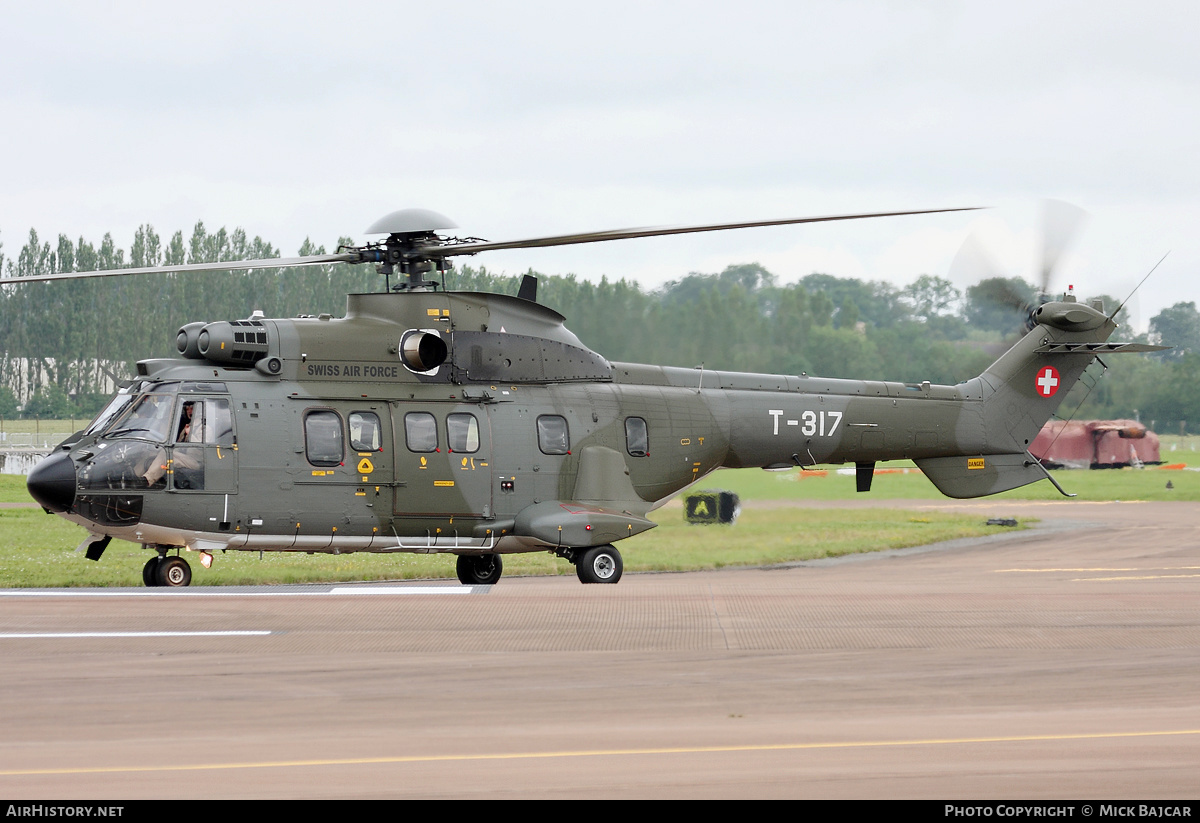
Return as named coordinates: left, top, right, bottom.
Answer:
left=19, top=206, right=1161, bottom=586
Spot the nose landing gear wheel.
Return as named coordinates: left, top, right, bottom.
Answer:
left=456, top=553, right=503, bottom=585
left=576, top=545, right=623, bottom=584
left=156, top=556, right=192, bottom=587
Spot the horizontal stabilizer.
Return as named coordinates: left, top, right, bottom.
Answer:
left=914, top=453, right=1046, bottom=499
left=1033, top=342, right=1169, bottom=354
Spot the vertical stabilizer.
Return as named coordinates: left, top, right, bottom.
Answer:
left=916, top=299, right=1117, bottom=498
left=976, top=302, right=1117, bottom=453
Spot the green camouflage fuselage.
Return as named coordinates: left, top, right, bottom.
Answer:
left=41, top=288, right=1121, bottom=558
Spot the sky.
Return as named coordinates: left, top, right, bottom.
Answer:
left=1, top=1, right=1197, bottom=332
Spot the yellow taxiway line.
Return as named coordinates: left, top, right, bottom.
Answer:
left=3, top=729, right=1199, bottom=776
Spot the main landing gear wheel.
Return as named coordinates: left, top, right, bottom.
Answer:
left=156, top=556, right=192, bottom=587
left=576, top=545, right=623, bottom=584
left=456, top=553, right=503, bottom=585
left=142, top=556, right=162, bottom=587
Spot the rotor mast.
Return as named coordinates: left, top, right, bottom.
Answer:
left=352, top=208, right=468, bottom=292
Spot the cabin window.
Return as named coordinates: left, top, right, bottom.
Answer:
left=447, top=413, right=480, bottom=453
left=305, top=410, right=344, bottom=467
left=349, top=412, right=382, bottom=451
left=405, top=412, right=438, bottom=453
left=625, top=417, right=649, bottom=457
left=537, top=415, right=570, bottom=455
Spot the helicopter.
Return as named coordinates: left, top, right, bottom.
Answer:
left=19, top=206, right=1163, bottom=587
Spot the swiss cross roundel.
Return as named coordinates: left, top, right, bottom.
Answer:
left=1035, top=366, right=1060, bottom=397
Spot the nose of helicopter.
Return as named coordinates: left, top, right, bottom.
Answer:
left=27, top=451, right=77, bottom=513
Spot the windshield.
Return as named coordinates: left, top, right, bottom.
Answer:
left=84, top=391, right=136, bottom=436
left=106, top=393, right=177, bottom=442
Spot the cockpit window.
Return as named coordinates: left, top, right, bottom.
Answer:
left=207, top=398, right=235, bottom=446
left=107, top=394, right=176, bottom=442
left=172, top=398, right=234, bottom=447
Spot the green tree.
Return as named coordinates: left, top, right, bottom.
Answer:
left=800, top=273, right=904, bottom=328
left=1140, top=354, right=1200, bottom=433
left=23, top=385, right=74, bottom=418
left=903, top=274, right=961, bottom=322
left=809, top=290, right=834, bottom=327
left=805, top=325, right=881, bottom=379
left=835, top=297, right=860, bottom=330
left=1149, top=302, right=1200, bottom=359
left=964, top=277, right=1036, bottom=335
left=0, top=386, right=18, bottom=417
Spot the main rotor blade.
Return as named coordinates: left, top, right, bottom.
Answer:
left=413, top=207, right=983, bottom=257
left=4, top=206, right=983, bottom=281
left=2, top=252, right=359, bottom=284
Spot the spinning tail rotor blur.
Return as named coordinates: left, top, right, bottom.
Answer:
left=953, top=200, right=1089, bottom=337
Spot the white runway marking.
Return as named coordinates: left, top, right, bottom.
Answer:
left=0, top=631, right=272, bottom=639
left=0, top=585, right=485, bottom=597
left=329, top=586, right=479, bottom=595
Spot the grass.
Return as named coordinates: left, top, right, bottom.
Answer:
left=3, top=445, right=1195, bottom=587
left=1159, top=434, right=1200, bottom=458
left=0, top=421, right=81, bottom=451
left=0, top=420, right=83, bottom=434
left=0, top=504, right=999, bottom=587
left=0, top=475, right=31, bottom=504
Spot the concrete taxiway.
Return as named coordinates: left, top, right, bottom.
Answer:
left=1, top=499, right=1197, bottom=798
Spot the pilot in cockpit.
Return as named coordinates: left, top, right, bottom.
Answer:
left=143, top=400, right=206, bottom=487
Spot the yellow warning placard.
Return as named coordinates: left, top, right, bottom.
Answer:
left=967, top=458, right=986, bottom=470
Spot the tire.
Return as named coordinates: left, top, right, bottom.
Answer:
left=456, top=553, right=503, bottom=585
left=156, top=556, right=192, bottom=587
left=576, top=545, right=623, bottom=584
left=142, top=556, right=161, bottom=587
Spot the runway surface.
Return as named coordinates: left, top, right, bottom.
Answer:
left=1, top=499, right=1198, bottom=799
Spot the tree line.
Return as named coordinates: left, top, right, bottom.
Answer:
left=1, top=224, right=1197, bottom=434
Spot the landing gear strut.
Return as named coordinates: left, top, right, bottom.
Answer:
left=456, top=553, right=503, bottom=585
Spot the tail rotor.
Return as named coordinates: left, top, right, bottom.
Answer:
left=955, top=200, right=1089, bottom=336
